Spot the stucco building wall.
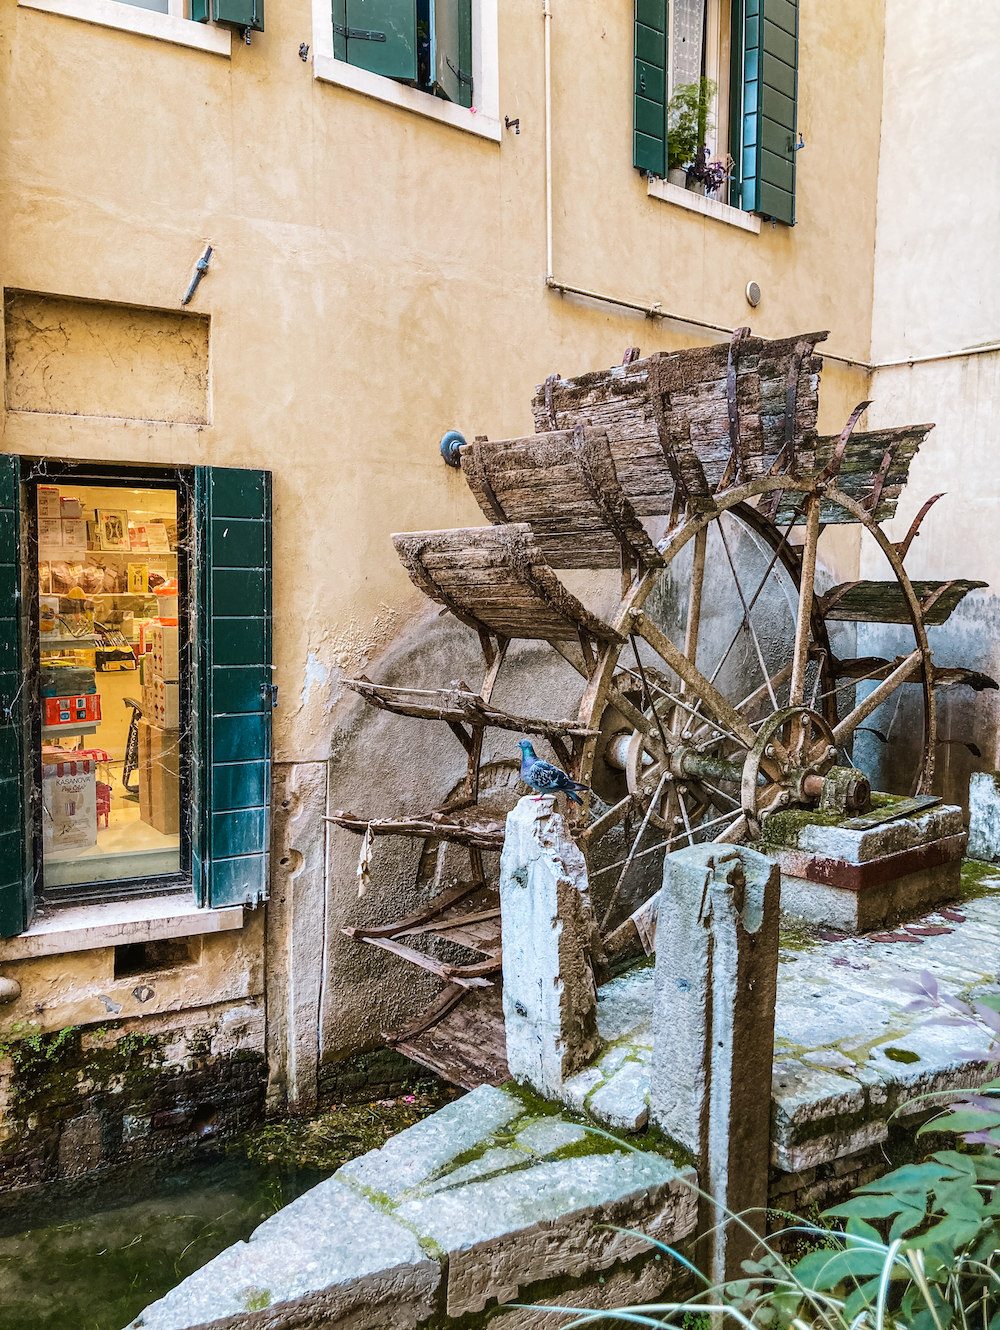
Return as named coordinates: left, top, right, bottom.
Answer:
left=0, top=0, right=885, bottom=1123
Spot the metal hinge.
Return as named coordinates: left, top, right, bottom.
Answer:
left=262, top=682, right=279, bottom=708
left=446, top=56, right=472, bottom=86
left=334, top=23, right=385, bottom=40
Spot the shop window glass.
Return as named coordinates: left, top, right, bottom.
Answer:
left=36, top=481, right=184, bottom=894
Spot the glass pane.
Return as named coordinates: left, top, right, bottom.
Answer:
left=112, top=0, right=170, bottom=12
left=37, top=482, right=182, bottom=890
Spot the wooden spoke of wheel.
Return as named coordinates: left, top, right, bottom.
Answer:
left=789, top=493, right=821, bottom=705
left=681, top=524, right=709, bottom=689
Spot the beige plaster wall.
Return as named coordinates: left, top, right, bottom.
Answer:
left=0, top=0, right=881, bottom=767
left=854, top=0, right=1000, bottom=808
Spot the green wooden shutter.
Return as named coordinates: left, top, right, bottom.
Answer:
left=193, top=467, right=272, bottom=909
left=192, top=0, right=263, bottom=30
left=432, top=0, right=472, bottom=107
left=732, top=0, right=798, bottom=223
left=0, top=457, right=33, bottom=939
left=333, top=0, right=417, bottom=80
left=634, top=0, right=668, bottom=175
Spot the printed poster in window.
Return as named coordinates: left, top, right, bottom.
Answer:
left=127, top=563, right=149, bottom=594
left=97, top=510, right=130, bottom=552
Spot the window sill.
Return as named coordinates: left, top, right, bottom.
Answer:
left=312, top=55, right=501, bottom=142
left=647, top=177, right=762, bottom=234
left=0, top=896, right=244, bottom=962
left=17, top=0, right=232, bottom=56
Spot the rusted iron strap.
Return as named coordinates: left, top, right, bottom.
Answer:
left=573, top=424, right=645, bottom=565
left=896, top=493, right=945, bottom=562
left=769, top=832, right=966, bottom=893
left=867, top=439, right=901, bottom=513
left=472, top=435, right=509, bottom=525
left=622, top=346, right=641, bottom=365
left=920, top=579, right=958, bottom=615
left=817, top=400, right=873, bottom=484
left=819, top=581, right=861, bottom=614
left=726, top=326, right=751, bottom=478
left=649, top=359, right=691, bottom=508
left=544, top=373, right=560, bottom=428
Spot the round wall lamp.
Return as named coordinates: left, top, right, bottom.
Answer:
left=440, top=430, right=467, bottom=468
left=745, top=281, right=762, bottom=308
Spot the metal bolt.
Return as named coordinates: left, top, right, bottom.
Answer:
left=765, top=744, right=775, bottom=757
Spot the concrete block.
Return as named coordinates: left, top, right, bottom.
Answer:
left=765, top=801, right=964, bottom=862
left=587, top=1060, right=650, bottom=1132
left=338, top=1083, right=522, bottom=1201
left=515, top=1120, right=589, bottom=1154
left=126, top=1179, right=440, bottom=1330
left=651, top=844, right=780, bottom=1284
left=393, top=1151, right=698, bottom=1317
left=969, top=773, right=1000, bottom=863
left=779, top=858, right=962, bottom=933
left=501, top=796, right=601, bottom=1096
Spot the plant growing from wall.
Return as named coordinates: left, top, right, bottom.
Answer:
left=667, top=79, right=718, bottom=172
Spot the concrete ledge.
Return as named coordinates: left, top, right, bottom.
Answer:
left=0, top=896, right=243, bottom=961
left=17, top=0, right=232, bottom=55
left=646, top=176, right=762, bottom=232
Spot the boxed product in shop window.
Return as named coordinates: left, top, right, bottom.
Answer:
left=146, top=623, right=178, bottom=680
left=42, top=751, right=98, bottom=854
left=37, top=486, right=62, bottom=521
left=137, top=718, right=180, bottom=836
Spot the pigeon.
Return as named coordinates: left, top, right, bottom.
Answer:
left=518, top=740, right=589, bottom=805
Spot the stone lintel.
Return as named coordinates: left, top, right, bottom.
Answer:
left=763, top=801, right=964, bottom=863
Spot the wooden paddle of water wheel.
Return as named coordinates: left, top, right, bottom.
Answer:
left=329, top=328, right=996, bottom=1089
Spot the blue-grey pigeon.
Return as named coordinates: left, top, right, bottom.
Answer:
left=518, top=740, right=589, bottom=805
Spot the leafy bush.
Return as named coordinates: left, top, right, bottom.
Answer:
left=667, top=79, right=717, bottom=172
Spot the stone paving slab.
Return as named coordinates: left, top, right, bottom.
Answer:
left=125, top=1178, right=440, bottom=1330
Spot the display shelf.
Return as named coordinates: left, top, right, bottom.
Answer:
left=40, top=633, right=98, bottom=647
left=42, top=723, right=100, bottom=739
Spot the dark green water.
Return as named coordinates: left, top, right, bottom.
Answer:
left=0, top=1155, right=331, bottom=1330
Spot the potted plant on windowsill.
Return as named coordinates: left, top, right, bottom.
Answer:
left=685, top=146, right=734, bottom=198
left=666, top=77, right=717, bottom=187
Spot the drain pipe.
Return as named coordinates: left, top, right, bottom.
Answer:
left=544, top=0, right=553, bottom=284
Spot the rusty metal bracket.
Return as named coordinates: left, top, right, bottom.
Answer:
left=544, top=373, right=560, bottom=429
left=896, top=492, right=945, bottom=561
left=622, top=346, right=641, bottom=365
left=867, top=438, right=902, bottom=514
left=817, top=400, right=873, bottom=484
left=726, top=326, right=752, bottom=480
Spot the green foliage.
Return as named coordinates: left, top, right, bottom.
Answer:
left=666, top=79, right=717, bottom=171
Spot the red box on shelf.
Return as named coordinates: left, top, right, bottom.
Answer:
left=44, top=694, right=102, bottom=727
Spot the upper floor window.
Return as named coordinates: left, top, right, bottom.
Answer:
left=333, top=0, right=472, bottom=107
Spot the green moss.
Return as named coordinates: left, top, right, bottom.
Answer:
left=240, top=1287, right=271, bottom=1311
left=884, top=1047, right=921, bottom=1064
left=778, top=920, right=823, bottom=954
left=960, top=859, right=1000, bottom=901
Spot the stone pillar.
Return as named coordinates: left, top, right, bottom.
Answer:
left=969, top=772, right=1000, bottom=863
left=500, top=795, right=601, bottom=1098
left=650, top=844, right=780, bottom=1286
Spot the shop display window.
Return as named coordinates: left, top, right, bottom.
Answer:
left=35, top=480, right=187, bottom=895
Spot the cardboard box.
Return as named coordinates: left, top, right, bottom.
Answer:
left=42, top=755, right=98, bottom=854
left=38, top=518, right=62, bottom=551
left=146, top=623, right=179, bottom=681
left=44, top=694, right=102, bottom=727
left=61, top=518, right=88, bottom=555
left=137, top=719, right=180, bottom=835
left=59, top=496, right=82, bottom=519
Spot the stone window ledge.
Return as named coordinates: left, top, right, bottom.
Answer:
left=17, top=0, right=232, bottom=56
left=311, top=55, right=501, bottom=142
left=0, top=896, right=244, bottom=962
left=647, top=176, right=762, bottom=234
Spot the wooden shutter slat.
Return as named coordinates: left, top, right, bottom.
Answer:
left=634, top=0, right=668, bottom=176
left=194, top=467, right=272, bottom=909
left=732, top=0, right=798, bottom=224
left=0, top=456, right=32, bottom=939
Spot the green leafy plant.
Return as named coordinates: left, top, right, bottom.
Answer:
left=667, top=79, right=717, bottom=172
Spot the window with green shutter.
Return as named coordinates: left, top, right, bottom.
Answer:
left=0, top=456, right=33, bottom=940
left=730, top=0, right=799, bottom=224
left=191, top=0, right=263, bottom=33
left=332, top=0, right=472, bottom=103
left=192, top=467, right=272, bottom=910
left=634, top=0, right=668, bottom=176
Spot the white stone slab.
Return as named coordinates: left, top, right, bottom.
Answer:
left=125, top=1178, right=439, bottom=1330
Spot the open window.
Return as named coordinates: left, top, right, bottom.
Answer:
left=634, top=0, right=798, bottom=223
left=332, top=0, right=472, bottom=106
left=0, top=457, right=272, bottom=938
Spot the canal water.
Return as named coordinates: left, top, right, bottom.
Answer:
left=0, top=1153, right=331, bottom=1330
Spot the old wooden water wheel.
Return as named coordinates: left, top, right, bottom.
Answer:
left=330, top=329, right=995, bottom=1087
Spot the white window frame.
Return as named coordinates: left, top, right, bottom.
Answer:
left=311, top=0, right=500, bottom=143
left=17, top=0, right=231, bottom=55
